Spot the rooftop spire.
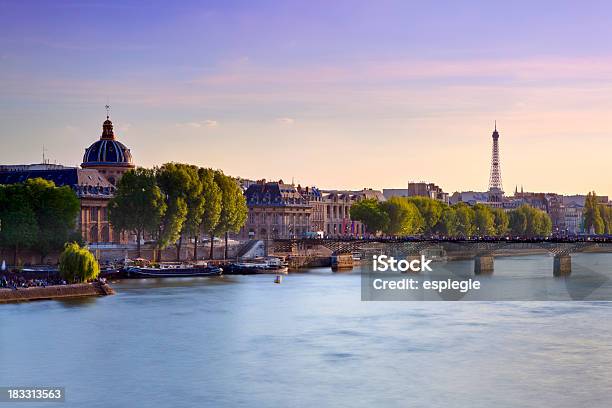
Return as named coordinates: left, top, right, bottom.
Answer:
left=101, top=110, right=115, bottom=140
left=105, top=104, right=111, bottom=120
left=494, top=120, right=497, bottom=131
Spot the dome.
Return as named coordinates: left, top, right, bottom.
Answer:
left=82, top=117, right=134, bottom=167
left=83, top=139, right=133, bottom=165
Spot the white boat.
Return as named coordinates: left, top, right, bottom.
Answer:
left=226, top=257, right=289, bottom=274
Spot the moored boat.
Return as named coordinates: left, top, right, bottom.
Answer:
left=123, top=262, right=222, bottom=278
left=225, top=257, right=289, bottom=275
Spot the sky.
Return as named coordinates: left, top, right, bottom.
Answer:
left=0, top=0, right=611, bottom=196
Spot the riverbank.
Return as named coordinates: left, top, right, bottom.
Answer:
left=0, top=281, right=115, bottom=303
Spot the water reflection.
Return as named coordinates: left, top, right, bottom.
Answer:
left=0, top=253, right=611, bottom=408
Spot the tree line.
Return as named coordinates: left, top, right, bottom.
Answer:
left=109, top=163, right=248, bottom=260
left=0, top=178, right=81, bottom=264
left=350, top=196, right=552, bottom=237
left=583, top=191, right=612, bottom=234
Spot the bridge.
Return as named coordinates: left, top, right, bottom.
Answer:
left=266, top=237, right=612, bottom=276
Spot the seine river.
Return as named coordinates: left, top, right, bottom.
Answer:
left=1, top=254, right=612, bottom=407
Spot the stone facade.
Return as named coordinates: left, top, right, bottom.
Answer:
left=240, top=181, right=311, bottom=239
left=298, top=185, right=325, bottom=233
left=321, top=189, right=385, bottom=237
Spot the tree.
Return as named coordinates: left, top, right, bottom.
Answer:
left=509, top=207, right=527, bottom=236
left=349, top=199, right=389, bottom=234
left=491, top=207, right=509, bottom=236
left=407, top=197, right=444, bottom=235
left=25, top=178, right=80, bottom=262
left=59, top=242, right=99, bottom=283
left=600, top=205, right=612, bottom=235
left=193, top=168, right=221, bottom=260
left=0, top=184, right=38, bottom=265
left=472, top=204, right=495, bottom=236
left=583, top=191, right=604, bottom=234
left=155, top=164, right=189, bottom=261
left=509, top=204, right=552, bottom=237
left=453, top=203, right=475, bottom=237
left=169, top=164, right=204, bottom=261
left=436, top=206, right=457, bottom=237
left=109, top=168, right=166, bottom=258
left=380, top=197, right=423, bottom=236
left=210, top=172, right=247, bottom=259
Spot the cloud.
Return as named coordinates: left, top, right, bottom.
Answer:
left=116, top=122, right=132, bottom=133
left=276, top=117, right=295, bottom=125
left=177, top=120, right=218, bottom=128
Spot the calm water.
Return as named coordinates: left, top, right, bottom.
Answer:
left=2, top=254, right=612, bottom=407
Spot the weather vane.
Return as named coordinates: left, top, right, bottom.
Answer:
left=105, top=104, right=111, bottom=119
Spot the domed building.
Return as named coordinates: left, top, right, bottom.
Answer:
left=0, top=114, right=136, bottom=262
left=82, top=115, right=134, bottom=185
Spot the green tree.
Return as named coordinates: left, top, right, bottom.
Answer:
left=59, top=242, right=100, bottom=283
left=407, top=197, right=444, bottom=235
left=169, top=164, right=204, bottom=261
left=0, top=184, right=38, bottom=265
left=509, top=204, right=552, bottom=237
left=155, top=163, right=189, bottom=261
left=349, top=199, right=389, bottom=234
left=380, top=197, right=423, bottom=236
left=539, top=211, right=553, bottom=236
left=25, top=178, right=80, bottom=262
left=491, top=207, right=509, bottom=236
left=210, top=172, right=248, bottom=259
left=193, top=168, right=221, bottom=260
left=600, top=205, right=612, bottom=235
left=583, top=192, right=604, bottom=234
left=509, top=207, right=527, bottom=236
left=109, top=168, right=166, bottom=257
left=472, top=204, right=495, bottom=236
left=436, top=206, right=457, bottom=237
left=453, top=203, right=475, bottom=237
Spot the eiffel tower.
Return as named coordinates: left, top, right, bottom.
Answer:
left=487, top=122, right=504, bottom=203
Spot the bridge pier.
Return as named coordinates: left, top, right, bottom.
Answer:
left=474, top=255, right=494, bottom=274
left=553, top=254, right=572, bottom=276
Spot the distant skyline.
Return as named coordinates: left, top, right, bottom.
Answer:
left=1, top=1, right=611, bottom=196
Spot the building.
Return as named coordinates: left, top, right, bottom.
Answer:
left=511, top=188, right=549, bottom=211
left=383, top=182, right=448, bottom=203
left=548, top=194, right=609, bottom=235
left=449, top=191, right=489, bottom=206
left=321, top=188, right=385, bottom=237
left=0, top=115, right=134, bottom=244
left=298, top=185, right=325, bottom=233
left=81, top=115, right=135, bottom=186
left=563, top=201, right=584, bottom=235
left=241, top=180, right=311, bottom=239
left=0, top=165, right=120, bottom=243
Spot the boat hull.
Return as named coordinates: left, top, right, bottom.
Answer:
left=123, top=266, right=223, bottom=278
left=224, top=265, right=289, bottom=275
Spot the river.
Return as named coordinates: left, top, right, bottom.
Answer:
left=1, top=254, right=612, bottom=407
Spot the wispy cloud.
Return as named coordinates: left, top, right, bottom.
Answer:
left=275, top=117, right=294, bottom=125
left=176, top=120, right=218, bottom=128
